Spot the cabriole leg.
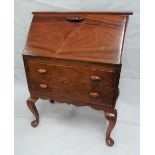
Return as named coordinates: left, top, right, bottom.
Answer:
left=104, top=109, right=117, bottom=146
left=27, top=96, right=39, bottom=127
left=49, top=99, right=55, bottom=103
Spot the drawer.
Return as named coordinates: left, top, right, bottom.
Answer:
left=27, top=61, right=116, bottom=88
left=28, top=76, right=115, bottom=106
left=27, top=60, right=117, bottom=106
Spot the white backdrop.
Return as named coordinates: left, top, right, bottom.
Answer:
left=15, top=0, right=140, bottom=155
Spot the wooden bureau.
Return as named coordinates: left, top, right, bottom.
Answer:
left=23, top=12, right=132, bottom=146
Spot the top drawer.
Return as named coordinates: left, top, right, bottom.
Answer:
left=27, top=60, right=116, bottom=88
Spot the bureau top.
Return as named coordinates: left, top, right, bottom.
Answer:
left=23, top=12, right=132, bottom=65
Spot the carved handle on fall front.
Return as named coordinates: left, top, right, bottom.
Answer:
left=90, top=75, right=102, bottom=81
left=39, top=84, right=48, bottom=89
left=66, top=16, right=84, bottom=22
left=37, top=69, right=47, bottom=74
left=89, top=92, right=100, bottom=98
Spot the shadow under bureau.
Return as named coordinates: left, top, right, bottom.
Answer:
left=23, top=12, right=132, bottom=146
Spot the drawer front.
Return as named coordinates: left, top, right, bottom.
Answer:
left=27, top=60, right=117, bottom=106
left=28, top=61, right=116, bottom=88
left=29, top=78, right=115, bottom=106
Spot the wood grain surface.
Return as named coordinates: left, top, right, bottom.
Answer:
left=23, top=12, right=132, bottom=146
left=23, top=12, right=131, bottom=64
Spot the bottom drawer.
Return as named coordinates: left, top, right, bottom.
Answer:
left=29, top=79, right=116, bottom=107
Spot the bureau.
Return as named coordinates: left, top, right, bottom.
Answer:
left=23, top=12, right=132, bottom=146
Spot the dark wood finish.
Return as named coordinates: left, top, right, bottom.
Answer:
left=49, top=99, right=55, bottom=103
left=24, top=12, right=131, bottom=64
left=32, top=12, right=133, bottom=15
left=22, top=12, right=132, bottom=146
left=28, top=59, right=116, bottom=88
left=104, top=109, right=117, bottom=146
left=27, top=96, right=39, bottom=127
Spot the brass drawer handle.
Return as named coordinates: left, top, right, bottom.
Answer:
left=39, top=84, right=48, bottom=89
left=66, top=16, right=84, bottom=22
left=37, top=69, right=47, bottom=74
left=89, top=92, right=99, bottom=98
left=90, top=76, right=102, bottom=81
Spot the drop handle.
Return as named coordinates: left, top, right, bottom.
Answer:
left=89, top=92, right=100, bottom=98
left=90, top=76, right=102, bottom=81
left=66, top=16, right=84, bottom=22
left=39, top=84, right=48, bottom=89
left=37, top=69, right=47, bottom=74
